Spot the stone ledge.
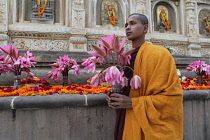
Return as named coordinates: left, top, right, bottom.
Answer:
left=0, top=90, right=209, bottom=110
left=0, top=94, right=107, bottom=110
left=183, top=90, right=210, bottom=100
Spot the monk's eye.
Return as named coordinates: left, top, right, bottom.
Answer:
left=131, top=22, right=135, bottom=25
left=125, top=23, right=128, bottom=28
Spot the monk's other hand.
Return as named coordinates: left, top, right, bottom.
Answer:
left=108, top=93, right=132, bottom=109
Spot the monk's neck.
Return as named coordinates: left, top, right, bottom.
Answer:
left=132, top=39, right=145, bottom=48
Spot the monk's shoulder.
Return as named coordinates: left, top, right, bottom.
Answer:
left=145, top=43, right=171, bottom=56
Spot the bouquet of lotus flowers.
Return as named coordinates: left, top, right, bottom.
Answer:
left=186, top=60, right=210, bottom=84
left=46, top=55, right=80, bottom=86
left=0, top=44, right=37, bottom=89
left=82, top=34, right=141, bottom=93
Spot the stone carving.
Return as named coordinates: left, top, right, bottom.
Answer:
left=9, top=24, right=71, bottom=33
left=185, top=2, right=197, bottom=37
left=9, top=31, right=70, bottom=40
left=31, top=0, right=55, bottom=22
left=71, top=28, right=86, bottom=35
left=70, top=37, right=87, bottom=44
left=156, top=5, right=171, bottom=33
left=0, top=0, right=7, bottom=32
left=0, top=41, right=5, bottom=46
left=72, top=9, right=85, bottom=28
left=12, top=38, right=68, bottom=51
left=172, top=46, right=187, bottom=56
left=101, top=0, right=118, bottom=26
left=0, top=34, right=8, bottom=41
left=198, top=10, right=210, bottom=37
left=87, top=38, right=132, bottom=51
left=72, top=0, right=85, bottom=28
left=136, top=0, right=146, bottom=14
left=73, top=0, right=84, bottom=9
left=201, top=48, right=210, bottom=57
left=86, top=28, right=125, bottom=37
left=73, top=44, right=84, bottom=50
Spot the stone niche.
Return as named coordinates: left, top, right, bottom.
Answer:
left=198, top=9, right=210, bottom=37
left=153, top=1, right=176, bottom=33
left=30, top=0, right=55, bottom=24
left=95, top=0, right=124, bottom=28
left=21, top=0, right=61, bottom=24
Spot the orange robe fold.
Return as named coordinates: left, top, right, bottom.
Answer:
left=123, top=42, right=183, bottom=140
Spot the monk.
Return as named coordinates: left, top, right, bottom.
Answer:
left=106, top=13, right=183, bottom=140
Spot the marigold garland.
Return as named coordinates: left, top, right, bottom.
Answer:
left=160, top=9, right=170, bottom=32
left=37, top=0, right=48, bottom=18
left=106, top=5, right=117, bottom=26
left=0, top=76, right=209, bottom=97
left=204, top=17, right=210, bottom=32
left=0, top=84, right=112, bottom=97
left=181, top=76, right=210, bottom=90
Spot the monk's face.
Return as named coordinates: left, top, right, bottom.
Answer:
left=125, top=15, right=148, bottom=41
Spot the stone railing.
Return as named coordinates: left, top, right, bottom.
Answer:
left=0, top=90, right=210, bottom=140
left=0, top=51, right=209, bottom=86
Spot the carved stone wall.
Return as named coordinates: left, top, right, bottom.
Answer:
left=0, top=0, right=8, bottom=46
left=0, top=0, right=208, bottom=57
left=0, top=0, right=7, bottom=33
left=198, top=9, right=210, bottom=37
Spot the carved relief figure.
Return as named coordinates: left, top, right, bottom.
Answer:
left=73, top=0, right=84, bottom=9
left=204, top=17, right=210, bottom=32
left=157, top=5, right=170, bottom=33
left=198, top=10, right=210, bottom=36
left=101, top=0, right=118, bottom=26
left=186, top=2, right=196, bottom=37
left=136, top=0, right=146, bottom=14
left=72, top=0, right=85, bottom=28
left=74, top=10, right=83, bottom=27
left=106, top=5, right=117, bottom=26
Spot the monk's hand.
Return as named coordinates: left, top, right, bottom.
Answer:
left=108, top=93, right=132, bottom=109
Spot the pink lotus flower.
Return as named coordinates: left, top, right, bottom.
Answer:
left=82, top=57, right=96, bottom=73
left=0, top=44, right=37, bottom=89
left=186, top=60, right=210, bottom=76
left=82, top=34, right=141, bottom=89
left=130, top=75, right=141, bottom=89
left=90, top=73, right=100, bottom=87
left=105, top=66, right=124, bottom=85
left=46, top=55, right=80, bottom=86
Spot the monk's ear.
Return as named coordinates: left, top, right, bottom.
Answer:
left=143, top=24, right=148, bottom=33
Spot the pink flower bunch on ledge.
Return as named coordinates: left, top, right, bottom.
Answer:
left=46, top=55, right=80, bottom=86
left=0, top=44, right=36, bottom=75
left=82, top=34, right=141, bottom=89
left=0, top=44, right=36, bottom=89
left=186, top=60, right=210, bottom=76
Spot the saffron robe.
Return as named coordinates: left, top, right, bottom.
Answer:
left=115, top=46, right=140, bottom=140
left=122, top=42, right=183, bottom=140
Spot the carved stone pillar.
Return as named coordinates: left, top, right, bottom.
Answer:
left=185, top=1, right=201, bottom=56
left=69, top=35, right=87, bottom=52
left=70, top=0, right=87, bottom=52
left=136, top=0, right=146, bottom=15
left=187, top=38, right=201, bottom=57
left=72, top=0, right=85, bottom=28
left=185, top=1, right=197, bottom=37
left=69, top=28, right=87, bottom=52
left=0, top=0, right=9, bottom=46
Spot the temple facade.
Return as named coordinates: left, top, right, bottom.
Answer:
left=0, top=0, right=209, bottom=57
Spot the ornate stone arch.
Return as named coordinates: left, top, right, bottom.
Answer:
left=12, top=0, right=66, bottom=25
left=198, top=8, right=210, bottom=37
left=152, top=1, right=178, bottom=33
left=94, top=0, right=128, bottom=28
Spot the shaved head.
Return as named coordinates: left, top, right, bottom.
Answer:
left=129, top=13, right=148, bottom=25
